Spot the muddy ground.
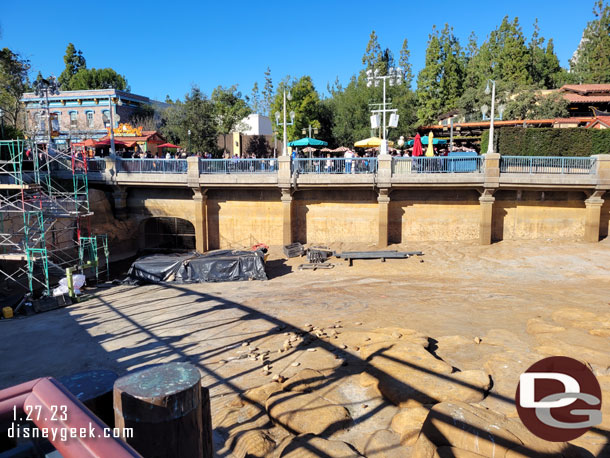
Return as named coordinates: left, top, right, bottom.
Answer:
left=0, top=239, right=609, bottom=457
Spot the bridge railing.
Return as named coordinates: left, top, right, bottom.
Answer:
left=392, top=156, right=484, bottom=174
left=117, top=158, right=188, bottom=174
left=499, top=156, right=596, bottom=174
left=86, top=158, right=106, bottom=172
left=199, top=158, right=278, bottom=174
left=292, top=157, right=378, bottom=174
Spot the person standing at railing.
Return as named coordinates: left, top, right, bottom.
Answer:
left=344, top=149, right=353, bottom=173
left=325, top=153, right=332, bottom=174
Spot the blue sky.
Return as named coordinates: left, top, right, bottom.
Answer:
left=0, top=0, right=596, bottom=102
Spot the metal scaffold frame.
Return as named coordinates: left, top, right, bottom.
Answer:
left=0, top=139, right=109, bottom=298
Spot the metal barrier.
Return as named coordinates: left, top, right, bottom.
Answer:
left=292, top=157, right=378, bottom=174
left=117, top=158, right=188, bottom=174
left=199, top=158, right=278, bottom=174
left=500, top=156, right=596, bottom=174
left=392, top=156, right=484, bottom=174
left=86, top=158, right=106, bottom=172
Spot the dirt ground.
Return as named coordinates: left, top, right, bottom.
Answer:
left=1, top=239, right=609, bottom=457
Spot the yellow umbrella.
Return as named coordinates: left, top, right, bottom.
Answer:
left=425, top=131, right=435, bottom=157
left=354, top=137, right=395, bottom=148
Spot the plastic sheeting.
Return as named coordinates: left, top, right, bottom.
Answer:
left=126, top=250, right=267, bottom=284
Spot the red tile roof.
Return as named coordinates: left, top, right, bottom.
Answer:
left=562, top=93, right=610, bottom=103
left=560, top=84, right=610, bottom=94
left=586, top=116, right=610, bottom=128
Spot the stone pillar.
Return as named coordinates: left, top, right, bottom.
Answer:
left=378, top=188, right=391, bottom=248
left=479, top=189, right=495, bottom=245
left=482, top=152, right=500, bottom=187
left=281, top=188, right=293, bottom=246
left=584, top=191, right=605, bottom=243
left=376, top=154, right=393, bottom=188
left=112, top=186, right=128, bottom=220
left=187, top=156, right=200, bottom=188
left=277, top=156, right=292, bottom=189
left=193, top=188, right=208, bottom=252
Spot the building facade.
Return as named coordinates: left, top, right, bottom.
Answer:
left=21, top=89, right=165, bottom=145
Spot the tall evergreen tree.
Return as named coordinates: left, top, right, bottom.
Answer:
left=528, top=19, right=563, bottom=88
left=416, top=29, right=443, bottom=124
left=261, top=67, right=273, bottom=116
left=362, top=31, right=382, bottom=70
left=398, top=39, right=413, bottom=87
left=58, top=43, right=86, bottom=90
left=570, top=0, right=610, bottom=83
left=249, top=81, right=261, bottom=113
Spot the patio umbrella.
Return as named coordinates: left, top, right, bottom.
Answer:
left=82, top=138, right=97, bottom=147
left=158, top=143, right=180, bottom=148
left=354, top=137, right=395, bottom=148
left=332, top=146, right=349, bottom=153
left=320, top=147, right=333, bottom=153
left=287, top=137, right=328, bottom=147
left=425, top=131, right=435, bottom=157
left=95, top=139, right=127, bottom=147
left=412, top=133, right=423, bottom=157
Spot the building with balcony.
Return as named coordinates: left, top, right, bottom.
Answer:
left=21, top=89, right=166, bottom=145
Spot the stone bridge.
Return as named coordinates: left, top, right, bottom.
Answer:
left=69, top=154, right=610, bottom=252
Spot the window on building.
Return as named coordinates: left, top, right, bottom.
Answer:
left=36, top=112, right=45, bottom=131
left=102, top=110, right=110, bottom=128
left=69, top=111, right=78, bottom=127
left=86, top=111, right=94, bottom=128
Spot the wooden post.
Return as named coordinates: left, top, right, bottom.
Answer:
left=113, top=362, right=212, bottom=458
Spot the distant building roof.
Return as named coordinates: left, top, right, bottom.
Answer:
left=585, top=116, right=610, bottom=129
left=559, top=84, right=610, bottom=104
left=238, top=114, right=273, bottom=136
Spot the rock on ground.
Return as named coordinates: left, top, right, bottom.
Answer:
left=275, top=433, right=362, bottom=457
left=412, top=401, right=587, bottom=458
left=361, top=429, right=413, bottom=458
left=391, top=406, right=430, bottom=445
left=266, top=391, right=352, bottom=436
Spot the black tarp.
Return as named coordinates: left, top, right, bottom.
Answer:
left=126, top=250, right=267, bottom=284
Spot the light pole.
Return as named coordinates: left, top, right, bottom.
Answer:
left=33, top=76, right=60, bottom=153
left=275, top=90, right=295, bottom=157
left=302, top=124, right=318, bottom=138
left=366, top=67, right=403, bottom=155
left=485, top=79, right=496, bottom=154
left=108, top=96, right=117, bottom=156
left=187, top=129, right=191, bottom=154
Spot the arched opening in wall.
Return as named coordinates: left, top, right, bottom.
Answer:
left=142, top=217, right=195, bottom=252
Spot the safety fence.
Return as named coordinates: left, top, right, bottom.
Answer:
left=392, top=156, right=484, bottom=174
left=117, top=158, right=188, bottom=174
left=199, top=158, right=278, bottom=174
left=292, top=158, right=378, bottom=174
left=499, top=156, right=596, bottom=174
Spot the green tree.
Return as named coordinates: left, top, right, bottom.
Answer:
left=270, top=76, right=321, bottom=142
left=0, top=48, right=30, bottom=134
left=161, top=86, right=217, bottom=153
left=398, top=39, right=413, bottom=87
left=362, top=30, right=382, bottom=70
left=505, top=90, right=569, bottom=119
left=261, top=67, right=274, bottom=116
left=570, top=0, right=610, bottom=83
left=58, top=43, right=86, bottom=90
left=527, top=20, right=563, bottom=88
left=211, top=85, right=251, bottom=154
left=246, top=135, right=270, bottom=156
left=416, top=25, right=465, bottom=124
left=248, top=81, right=261, bottom=113
left=68, top=67, right=129, bottom=91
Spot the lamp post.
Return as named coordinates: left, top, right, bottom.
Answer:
left=302, top=124, right=318, bottom=138
left=187, top=129, right=191, bottom=154
left=485, top=79, right=496, bottom=154
left=33, top=76, right=60, bottom=152
left=275, top=90, right=295, bottom=156
left=366, top=67, right=403, bottom=155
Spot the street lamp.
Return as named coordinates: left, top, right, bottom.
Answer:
left=187, top=129, right=191, bottom=154
left=108, top=96, right=122, bottom=156
left=274, top=90, right=295, bottom=156
left=33, top=76, right=60, bottom=152
left=485, top=79, right=496, bottom=154
left=366, top=67, right=403, bottom=155
left=302, top=124, right=318, bottom=138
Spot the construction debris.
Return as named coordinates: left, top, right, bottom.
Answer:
left=283, top=242, right=304, bottom=258
left=337, top=250, right=424, bottom=266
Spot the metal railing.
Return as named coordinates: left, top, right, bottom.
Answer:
left=392, top=156, right=484, bottom=174
left=117, top=158, right=188, bottom=174
left=199, top=158, right=278, bottom=174
left=292, top=157, right=378, bottom=174
left=86, top=158, right=106, bottom=172
left=500, top=156, right=596, bottom=174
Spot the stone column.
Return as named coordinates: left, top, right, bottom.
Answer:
left=479, top=189, right=495, bottom=245
left=186, top=156, right=200, bottom=188
left=584, top=191, right=605, bottom=243
left=112, top=186, right=128, bottom=220
left=281, top=188, right=293, bottom=246
left=192, top=188, right=208, bottom=253
left=378, top=188, right=391, bottom=248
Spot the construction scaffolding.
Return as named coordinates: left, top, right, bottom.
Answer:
left=0, top=139, right=109, bottom=299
